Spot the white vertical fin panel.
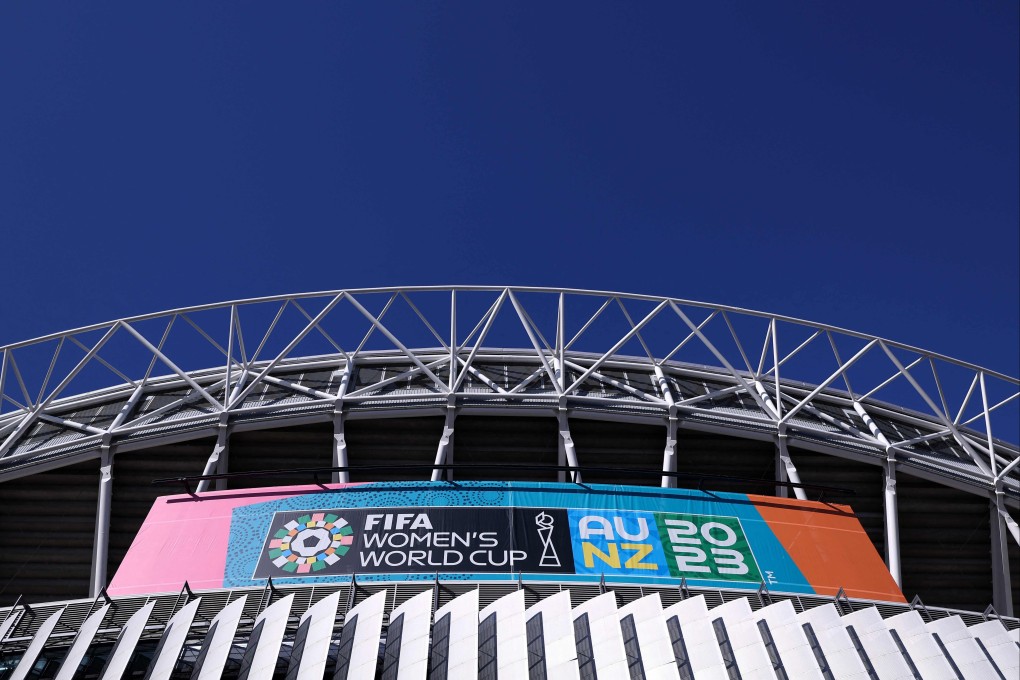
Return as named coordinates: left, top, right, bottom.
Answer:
left=9, top=607, right=66, bottom=680
left=925, top=616, right=998, bottom=680
left=432, top=589, right=478, bottom=679
left=755, top=600, right=828, bottom=680
left=663, top=595, right=727, bottom=678
left=572, top=591, right=627, bottom=679
left=617, top=593, right=679, bottom=680
left=967, top=619, right=1019, bottom=677
left=840, top=607, right=914, bottom=680
left=284, top=590, right=342, bottom=680
left=388, top=590, right=433, bottom=680
left=338, top=590, right=388, bottom=680
left=524, top=590, right=580, bottom=680
left=144, top=597, right=203, bottom=680
left=54, top=604, right=112, bottom=680
left=707, top=597, right=772, bottom=679
left=192, top=595, right=249, bottom=680
left=791, top=603, right=864, bottom=680
left=884, top=610, right=959, bottom=680
left=479, top=589, right=527, bottom=679
left=101, top=601, right=157, bottom=680
left=238, top=594, right=294, bottom=680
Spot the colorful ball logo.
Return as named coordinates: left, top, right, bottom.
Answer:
left=267, top=513, right=354, bottom=574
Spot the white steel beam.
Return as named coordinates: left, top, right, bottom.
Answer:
left=776, top=428, right=808, bottom=501
left=333, top=409, right=349, bottom=484
left=332, top=361, right=354, bottom=484
left=990, top=485, right=1014, bottom=616
left=432, top=402, right=456, bottom=482
left=854, top=401, right=902, bottom=586
left=557, top=407, right=581, bottom=483
left=196, top=416, right=230, bottom=493
left=655, top=366, right=679, bottom=488
left=90, top=444, right=114, bottom=597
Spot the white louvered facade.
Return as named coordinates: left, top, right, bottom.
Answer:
left=1, top=585, right=1017, bottom=679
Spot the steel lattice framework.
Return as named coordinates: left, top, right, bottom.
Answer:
left=0, top=287, right=1017, bottom=608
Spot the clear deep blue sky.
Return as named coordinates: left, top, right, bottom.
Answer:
left=1, top=2, right=1017, bottom=377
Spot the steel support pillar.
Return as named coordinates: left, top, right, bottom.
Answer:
left=654, top=366, right=679, bottom=488
left=332, top=361, right=355, bottom=484
left=557, top=407, right=581, bottom=483
left=774, top=442, right=789, bottom=499
left=662, top=416, right=678, bottom=488
left=854, top=401, right=902, bottom=586
left=332, top=409, right=349, bottom=484
left=196, top=417, right=230, bottom=493
left=775, top=428, right=807, bottom=501
left=990, top=485, right=1014, bottom=616
left=90, top=443, right=113, bottom=598
left=432, top=403, right=456, bottom=482
left=883, top=458, right=902, bottom=587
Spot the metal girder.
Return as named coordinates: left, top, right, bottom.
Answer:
left=0, top=287, right=1013, bottom=503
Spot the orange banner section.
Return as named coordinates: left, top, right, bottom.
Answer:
left=750, top=494, right=904, bottom=602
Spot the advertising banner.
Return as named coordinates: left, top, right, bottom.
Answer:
left=109, top=481, right=904, bottom=603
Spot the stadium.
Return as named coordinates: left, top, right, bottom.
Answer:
left=0, top=286, right=1016, bottom=679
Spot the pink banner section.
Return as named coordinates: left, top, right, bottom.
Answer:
left=108, top=483, right=359, bottom=596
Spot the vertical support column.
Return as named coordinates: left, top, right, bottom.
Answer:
left=332, top=410, right=349, bottom=484
left=213, top=421, right=230, bottom=491
left=196, top=415, right=230, bottom=493
left=557, top=405, right=581, bottom=483
left=432, top=399, right=456, bottom=482
left=990, top=484, right=1013, bottom=616
left=883, top=458, right=901, bottom=587
left=90, top=442, right=113, bottom=598
left=654, top=366, right=678, bottom=488
left=774, top=440, right=789, bottom=499
left=662, top=416, right=678, bottom=488
left=332, top=360, right=355, bottom=484
left=775, top=427, right=807, bottom=501
left=854, top=401, right=902, bottom=587
left=557, top=421, right=567, bottom=483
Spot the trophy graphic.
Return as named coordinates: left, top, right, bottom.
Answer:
left=535, top=512, right=560, bottom=568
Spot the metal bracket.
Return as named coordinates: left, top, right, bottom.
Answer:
left=910, top=594, right=932, bottom=622
left=258, top=576, right=281, bottom=613
left=757, top=581, right=772, bottom=607
left=834, top=586, right=851, bottom=615
left=346, top=573, right=358, bottom=614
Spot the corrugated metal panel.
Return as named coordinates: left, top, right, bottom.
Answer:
left=0, top=460, right=98, bottom=605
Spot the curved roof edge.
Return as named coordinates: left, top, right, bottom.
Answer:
left=0, top=288, right=1015, bottom=496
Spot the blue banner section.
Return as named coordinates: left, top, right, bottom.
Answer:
left=223, top=481, right=811, bottom=594
left=568, top=509, right=671, bottom=578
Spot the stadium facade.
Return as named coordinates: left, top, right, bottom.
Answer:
left=0, top=286, right=1016, bottom=679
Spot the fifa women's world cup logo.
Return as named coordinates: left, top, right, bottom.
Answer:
left=267, top=513, right=354, bottom=574
left=535, top=512, right=560, bottom=568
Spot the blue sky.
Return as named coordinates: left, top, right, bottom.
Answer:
left=1, top=2, right=1017, bottom=378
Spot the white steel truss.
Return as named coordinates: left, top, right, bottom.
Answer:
left=0, top=287, right=1014, bottom=500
